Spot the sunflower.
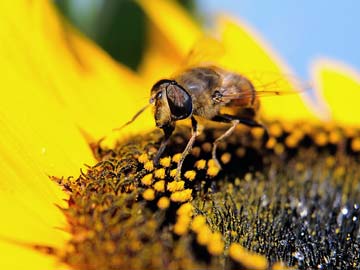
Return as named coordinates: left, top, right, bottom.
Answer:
left=1, top=1, right=360, bottom=270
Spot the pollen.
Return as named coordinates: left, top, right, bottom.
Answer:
left=170, top=189, right=192, bottom=202
left=157, top=196, right=170, bottom=209
left=207, top=164, right=220, bottom=177
left=138, top=153, right=149, bottom=163
left=191, top=215, right=206, bottom=232
left=174, top=215, right=191, bottom=235
left=153, top=180, right=166, bottom=192
left=177, top=202, right=193, bottom=216
left=160, top=156, right=171, bottom=167
left=196, top=226, right=212, bottom=245
left=266, top=137, right=277, bottom=149
left=141, top=173, right=153, bottom=186
left=172, top=153, right=182, bottom=163
left=167, top=181, right=185, bottom=192
left=329, top=130, right=341, bottom=144
left=285, top=134, right=300, bottom=148
left=201, top=142, right=212, bottom=153
left=269, top=122, right=283, bottom=137
left=351, top=137, right=360, bottom=152
left=274, top=143, right=285, bottom=155
left=195, top=159, right=206, bottom=170
left=144, top=160, right=154, bottom=171
left=143, top=188, right=155, bottom=201
left=207, top=232, right=224, bottom=256
left=220, top=152, right=232, bottom=164
left=184, top=170, right=196, bottom=181
left=191, top=146, right=201, bottom=157
left=235, top=147, right=246, bottom=157
left=154, top=168, right=166, bottom=179
left=251, top=127, right=265, bottom=139
left=314, top=132, right=328, bottom=146
left=170, top=169, right=177, bottom=178
left=229, top=243, right=269, bottom=270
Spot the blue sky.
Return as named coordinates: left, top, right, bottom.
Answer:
left=199, top=0, right=360, bottom=80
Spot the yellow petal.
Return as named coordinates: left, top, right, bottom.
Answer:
left=0, top=0, right=102, bottom=266
left=137, top=0, right=202, bottom=57
left=312, top=59, right=360, bottom=126
left=3, top=0, right=153, bottom=141
left=217, top=16, right=319, bottom=121
left=0, top=241, right=68, bottom=270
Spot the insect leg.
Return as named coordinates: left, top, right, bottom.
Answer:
left=175, top=117, right=198, bottom=180
left=154, top=124, right=175, bottom=166
left=211, top=114, right=269, bottom=168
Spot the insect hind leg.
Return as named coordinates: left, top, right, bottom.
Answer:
left=211, top=114, right=269, bottom=168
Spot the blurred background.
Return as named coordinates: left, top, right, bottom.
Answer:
left=54, top=0, right=360, bottom=80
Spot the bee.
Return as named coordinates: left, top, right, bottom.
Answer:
left=121, top=64, right=287, bottom=179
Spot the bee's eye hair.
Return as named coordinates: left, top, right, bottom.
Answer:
left=166, top=84, right=192, bottom=120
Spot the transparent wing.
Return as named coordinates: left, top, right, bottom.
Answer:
left=171, top=36, right=225, bottom=77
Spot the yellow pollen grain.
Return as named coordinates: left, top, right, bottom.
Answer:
left=170, top=169, right=177, bottom=178
left=172, top=153, right=182, bottom=163
left=220, top=152, right=231, bottom=164
left=174, top=216, right=191, bottom=235
left=266, top=137, right=277, bottom=149
left=207, top=232, right=224, bottom=256
left=326, top=156, right=336, bottom=168
left=167, top=181, right=185, bottom=192
left=314, top=132, right=328, bottom=146
left=191, top=146, right=201, bottom=157
left=201, top=142, right=212, bottom=153
left=285, top=135, right=299, bottom=148
left=251, top=127, right=265, bottom=139
left=170, top=189, right=193, bottom=202
left=196, top=226, right=212, bottom=245
left=177, top=202, right=193, bottom=216
left=144, top=160, right=154, bottom=171
left=274, top=143, right=285, bottom=155
left=143, top=188, right=155, bottom=201
left=184, top=170, right=196, bottom=181
left=207, top=159, right=217, bottom=168
left=229, top=243, right=268, bottom=270
left=138, top=153, right=149, bottom=163
left=351, top=137, right=360, bottom=152
left=195, top=159, right=207, bottom=170
left=160, top=156, right=171, bottom=167
left=334, top=166, right=345, bottom=178
left=282, top=122, right=295, bottom=133
left=157, top=196, right=170, bottom=209
left=344, top=127, right=356, bottom=138
left=141, top=173, right=153, bottom=186
left=236, top=147, right=246, bottom=157
left=191, top=215, right=206, bottom=232
left=154, top=168, right=166, bottom=179
left=269, top=123, right=283, bottom=137
left=153, top=180, right=166, bottom=192
left=329, top=130, right=341, bottom=144
left=207, top=166, right=220, bottom=177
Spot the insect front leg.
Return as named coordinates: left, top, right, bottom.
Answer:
left=175, top=117, right=199, bottom=180
left=211, top=114, right=268, bottom=168
left=154, top=124, right=175, bottom=166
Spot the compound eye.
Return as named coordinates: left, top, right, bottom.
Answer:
left=156, top=91, right=163, bottom=99
left=166, top=83, right=192, bottom=120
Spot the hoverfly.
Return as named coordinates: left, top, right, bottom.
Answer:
left=120, top=39, right=302, bottom=179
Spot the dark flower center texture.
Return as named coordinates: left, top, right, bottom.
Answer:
left=53, top=121, right=360, bottom=270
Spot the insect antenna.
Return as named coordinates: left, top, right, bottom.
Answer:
left=113, top=104, right=150, bottom=131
